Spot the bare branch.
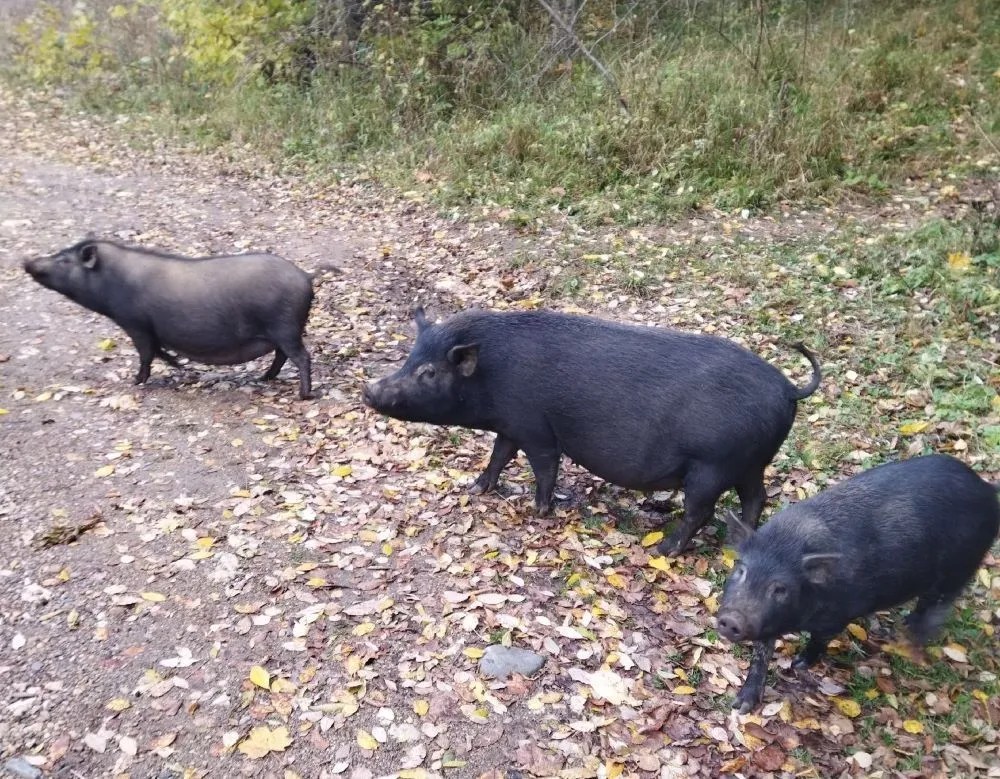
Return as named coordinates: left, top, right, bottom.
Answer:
left=536, top=0, right=630, bottom=116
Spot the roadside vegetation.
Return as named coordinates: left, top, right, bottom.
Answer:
left=4, top=0, right=1000, bottom=222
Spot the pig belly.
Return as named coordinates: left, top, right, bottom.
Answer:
left=170, top=340, right=276, bottom=366
left=563, top=447, right=687, bottom=492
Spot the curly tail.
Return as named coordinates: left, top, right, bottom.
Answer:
left=789, top=342, right=822, bottom=400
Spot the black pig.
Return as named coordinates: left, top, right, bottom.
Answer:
left=716, top=454, right=1000, bottom=713
left=362, top=307, right=821, bottom=555
left=23, top=238, right=314, bottom=399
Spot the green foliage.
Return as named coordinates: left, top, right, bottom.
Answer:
left=12, top=3, right=105, bottom=82
left=4, top=0, right=1000, bottom=221
left=160, top=0, right=315, bottom=84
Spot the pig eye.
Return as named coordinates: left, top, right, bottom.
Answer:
left=417, top=364, right=436, bottom=380
left=769, top=582, right=788, bottom=601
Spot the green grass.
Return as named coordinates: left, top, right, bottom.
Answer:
left=4, top=0, right=1000, bottom=223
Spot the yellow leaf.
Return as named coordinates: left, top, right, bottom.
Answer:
left=140, top=592, right=165, bottom=602
left=306, top=577, right=327, bottom=588
left=249, top=665, right=271, bottom=689
left=414, top=699, right=429, bottom=716
left=238, top=726, right=292, bottom=759
left=947, top=251, right=971, bottom=272
left=333, top=465, right=352, bottom=477
left=195, top=537, right=215, bottom=548
left=973, top=689, right=989, bottom=703
left=35, top=391, right=52, bottom=402
left=270, top=678, right=296, bottom=695
left=106, top=697, right=131, bottom=712
left=672, top=685, right=696, bottom=695
left=399, top=771, right=428, bottom=779
left=721, top=547, right=737, bottom=569
left=833, top=697, right=861, bottom=717
left=703, top=595, right=719, bottom=614
left=98, top=338, right=116, bottom=351
left=902, top=719, right=924, bottom=734
left=942, top=643, right=968, bottom=663
left=356, top=730, right=379, bottom=751
left=641, top=531, right=664, bottom=547
left=463, top=647, right=484, bottom=659
left=58, top=567, right=70, bottom=582
left=899, top=421, right=929, bottom=436
left=847, top=623, right=868, bottom=641
left=94, top=464, right=115, bottom=478
left=382, top=542, right=393, bottom=556
left=606, top=572, right=627, bottom=589
left=0, top=408, right=8, bottom=415
left=606, top=761, right=624, bottom=779
left=352, top=622, right=376, bottom=637
left=865, top=689, right=879, bottom=700
left=231, top=438, right=243, bottom=447
left=648, top=556, right=672, bottom=573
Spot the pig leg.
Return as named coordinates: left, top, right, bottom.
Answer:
left=523, top=446, right=562, bottom=515
left=261, top=349, right=287, bottom=381
left=125, top=328, right=158, bottom=385
left=735, top=472, right=767, bottom=529
left=734, top=638, right=776, bottom=714
left=657, top=467, right=728, bottom=556
left=791, top=629, right=840, bottom=669
left=905, top=587, right=961, bottom=646
left=271, top=337, right=311, bottom=399
left=470, top=435, right=519, bottom=495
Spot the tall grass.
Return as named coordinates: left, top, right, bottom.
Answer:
left=5, top=0, right=999, bottom=222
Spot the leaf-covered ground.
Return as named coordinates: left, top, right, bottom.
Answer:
left=1, top=85, right=999, bottom=779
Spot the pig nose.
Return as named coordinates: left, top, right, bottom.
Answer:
left=717, top=612, right=746, bottom=642
left=361, top=382, right=381, bottom=408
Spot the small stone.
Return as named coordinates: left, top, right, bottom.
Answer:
left=3, top=757, right=43, bottom=779
left=478, top=645, right=545, bottom=680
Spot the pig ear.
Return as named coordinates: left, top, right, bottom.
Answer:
left=801, top=553, right=842, bottom=586
left=413, top=306, right=428, bottom=332
left=447, top=343, right=479, bottom=377
left=724, top=509, right=755, bottom=546
left=80, top=243, right=100, bottom=270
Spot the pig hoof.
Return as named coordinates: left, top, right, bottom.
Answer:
left=534, top=502, right=553, bottom=516
left=469, top=476, right=494, bottom=496
left=656, top=535, right=687, bottom=558
left=733, top=688, right=761, bottom=714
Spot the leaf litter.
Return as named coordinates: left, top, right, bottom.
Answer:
left=0, top=83, right=998, bottom=778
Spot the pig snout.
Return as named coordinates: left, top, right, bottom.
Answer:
left=362, top=380, right=391, bottom=411
left=23, top=257, right=47, bottom=280
left=716, top=611, right=751, bottom=643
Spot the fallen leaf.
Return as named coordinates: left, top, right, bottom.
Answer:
left=357, top=730, right=379, bottom=751
left=238, top=726, right=292, bottom=758
left=832, top=697, right=861, bottom=718
left=249, top=665, right=271, bottom=689
left=847, top=623, right=867, bottom=641
left=947, top=251, right=971, bottom=272
left=902, top=719, right=924, bottom=734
